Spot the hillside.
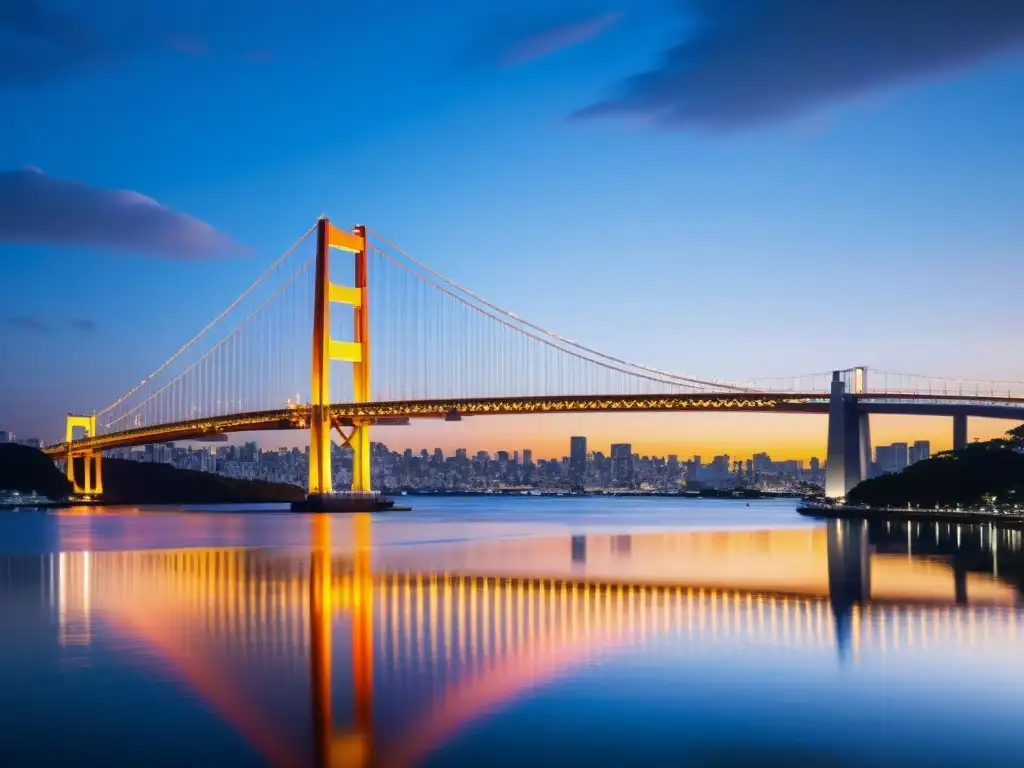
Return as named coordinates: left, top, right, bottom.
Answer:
left=847, top=437, right=1024, bottom=508
left=0, top=443, right=73, bottom=500
left=101, top=458, right=305, bottom=503
left=0, top=444, right=304, bottom=504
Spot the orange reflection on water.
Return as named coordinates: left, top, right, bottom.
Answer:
left=39, top=516, right=1024, bottom=767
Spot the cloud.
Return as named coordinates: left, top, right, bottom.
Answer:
left=241, top=48, right=277, bottom=63
left=0, top=168, right=244, bottom=259
left=68, top=319, right=97, bottom=333
left=6, top=315, right=49, bottom=333
left=166, top=35, right=209, bottom=57
left=501, top=12, right=623, bottom=68
left=4, top=315, right=99, bottom=334
left=0, top=0, right=108, bottom=86
left=572, top=0, right=1024, bottom=130
left=465, top=10, right=623, bottom=70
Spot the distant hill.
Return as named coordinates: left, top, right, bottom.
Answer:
left=0, top=443, right=73, bottom=500
left=847, top=432, right=1024, bottom=508
left=1, top=444, right=304, bottom=504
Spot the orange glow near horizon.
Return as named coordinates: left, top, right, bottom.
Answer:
left=242, top=412, right=1016, bottom=461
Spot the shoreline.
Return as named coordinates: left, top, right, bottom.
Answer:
left=797, top=504, right=1024, bottom=526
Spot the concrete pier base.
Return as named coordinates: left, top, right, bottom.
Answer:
left=293, top=493, right=399, bottom=513
left=825, top=371, right=870, bottom=499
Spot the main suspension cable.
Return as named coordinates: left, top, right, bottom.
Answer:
left=98, top=223, right=318, bottom=416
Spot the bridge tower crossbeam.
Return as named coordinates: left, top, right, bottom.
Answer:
left=309, top=218, right=371, bottom=496
left=65, top=414, right=103, bottom=498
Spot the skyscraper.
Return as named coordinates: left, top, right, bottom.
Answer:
left=522, top=449, right=533, bottom=467
left=610, top=443, right=632, bottom=485
left=875, top=444, right=903, bottom=474
left=892, top=443, right=909, bottom=472
left=909, top=441, right=931, bottom=464
left=569, top=436, right=587, bottom=480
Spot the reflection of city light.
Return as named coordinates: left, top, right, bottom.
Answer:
left=20, top=524, right=1024, bottom=767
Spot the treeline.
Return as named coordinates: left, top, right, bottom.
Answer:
left=847, top=426, right=1024, bottom=507
left=0, top=444, right=303, bottom=504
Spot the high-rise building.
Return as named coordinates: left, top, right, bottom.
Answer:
left=610, top=443, right=632, bottom=484
left=569, top=436, right=587, bottom=480
left=0, top=431, right=14, bottom=443
left=522, top=449, right=533, bottom=467
left=496, top=451, right=510, bottom=464
left=687, top=456, right=702, bottom=483
left=909, top=440, right=931, bottom=464
left=875, top=445, right=897, bottom=474
left=711, top=455, right=730, bottom=476
left=810, top=457, right=821, bottom=472
left=891, top=443, right=909, bottom=472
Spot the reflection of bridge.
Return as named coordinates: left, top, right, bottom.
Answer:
left=33, top=516, right=1024, bottom=767
left=42, top=219, right=1024, bottom=500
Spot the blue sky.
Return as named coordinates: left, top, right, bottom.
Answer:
left=3, top=0, right=1024, bottom=455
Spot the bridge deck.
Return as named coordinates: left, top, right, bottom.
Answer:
left=46, top=392, right=1024, bottom=455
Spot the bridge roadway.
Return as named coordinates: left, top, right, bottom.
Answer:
left=44, top=391, right=1024, bottom=456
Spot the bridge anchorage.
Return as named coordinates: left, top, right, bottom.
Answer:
left=51, top=217, right=1024, bottom=507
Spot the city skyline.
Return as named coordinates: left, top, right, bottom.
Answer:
left=3, top=2, right=1024, bottom=456
left=0, top=409, right=997, bottom=465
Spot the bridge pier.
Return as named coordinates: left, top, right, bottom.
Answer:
left=65, top=415, right=103, bottom=500
left=825, top=372, right=869, bottom=499
left=953, top=412, right=968, bottom=451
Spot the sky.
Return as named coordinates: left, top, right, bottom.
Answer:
left=2, top=0, right=1024, bottom=459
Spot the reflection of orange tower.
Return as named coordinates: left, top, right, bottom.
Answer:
left=309, top=514, right=374, bottom=768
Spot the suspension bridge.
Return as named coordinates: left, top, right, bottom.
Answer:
left=43, top=217, right=1024, bottom=500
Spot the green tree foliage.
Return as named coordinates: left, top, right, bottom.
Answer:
left=847, top=430, right=1024, bottom=508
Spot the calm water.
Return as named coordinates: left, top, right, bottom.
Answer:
left=2, top=497, right=1023, bottom=766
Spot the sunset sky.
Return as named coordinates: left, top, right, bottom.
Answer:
left=2, top=0, right=1024, bottom=458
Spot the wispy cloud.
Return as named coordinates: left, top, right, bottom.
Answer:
left=5, top=315, right=99, bottom=334
left=165, top=35, right=209, bottom=57
left=68, top=318, right=97, bottom=333
left=241, top=48, right=277, bottom=64
left=465, top=10, right=623, bottom=70
left=0, top=168, right=244, bottom=259
left=6, top=315, right=49, bottom=333
left=501, top=12, right=623, bottom=68
left=572, top=0, right=1024, bottom=130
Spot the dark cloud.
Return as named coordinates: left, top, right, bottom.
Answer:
left=6, top=315, right=49, bottom=333
left=0, top=0, right=108, bottom=86
left=572, top=0, right=1024, bottom=130
left=465, top=10, right=623, bottom=70
left=68, top=318, right=97, bottom=333
left=0, top=168, right=244, bottom=259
